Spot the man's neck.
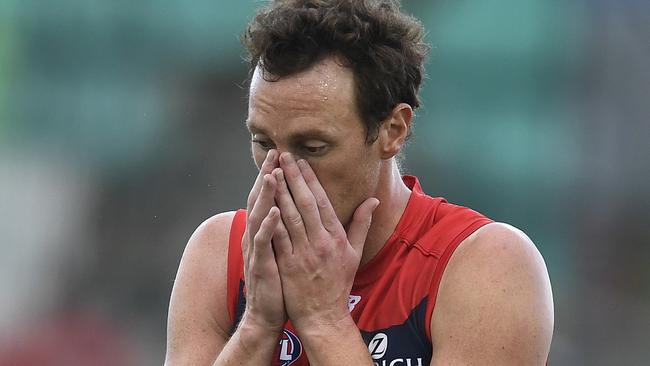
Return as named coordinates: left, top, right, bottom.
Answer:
left=359, top=161, right=412, bottom=267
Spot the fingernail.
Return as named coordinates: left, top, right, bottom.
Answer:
left=272, top=167, right=282, bottom=176
left=281, top=152, right=293, bottom=164
left=267, top=149, right=276, bottom=161
left=297, top=159, right=308, bottom=171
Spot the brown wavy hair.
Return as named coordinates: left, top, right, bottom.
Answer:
left=243, top=0, right=429, bottom=142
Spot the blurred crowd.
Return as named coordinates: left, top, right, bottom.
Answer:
left=0, top=1, right=648, bottom=365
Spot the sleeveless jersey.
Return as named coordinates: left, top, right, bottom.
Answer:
left=225, top=176, right=492, bottom=365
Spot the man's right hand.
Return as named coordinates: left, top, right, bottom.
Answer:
left=241, top=149, right=287, bottom=333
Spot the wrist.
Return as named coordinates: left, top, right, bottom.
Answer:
left=236, top=312, right=284, bottom=349
left=216, top=312, right=285, bottom=365
left=242, top=306, right=287, bottom=331
left=292, top=311, right=356, bottom=338
left=292, top=314, right=373, bottom=365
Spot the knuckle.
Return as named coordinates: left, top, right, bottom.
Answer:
left=334, top=233, right=348, bottom=246
left=274, top=227, right=289, bottom=240
left=253, top=230, right=266, bottom=243
left=323, top=218, right=340, bottom=230
left=287, top=214, right=303, bottom=227
left=316, top=196, right=330, bottom=209
left=312, top=235, right=331, bottom=254
left=247, top=214, right=261, bottom=226
left=299, top=197, right=318, bottom=213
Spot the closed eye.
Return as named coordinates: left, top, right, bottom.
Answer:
left=301, top=144, right=329, bottom=156
left=252, top=139, right=275, bottom=150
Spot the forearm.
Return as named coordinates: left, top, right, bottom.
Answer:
left=295, top=315, right=373, bottom=366
left=213, top=314, right=281, bottom=366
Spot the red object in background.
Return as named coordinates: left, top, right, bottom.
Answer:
left=0, top=312, right=135, bottom=366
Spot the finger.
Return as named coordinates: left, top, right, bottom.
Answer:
left=246, top=149, right=278, bottom=212
left=242, top=229, right=252, bottom=270
left=346, top=198, right=380, bottom=257
left=278, top=152, right=324, bottom=236
left=273, top=168, right=309, bottom=249
left=253, top=206, right=281, bottom=265
left=272, top=217, right=293, bottom=259
left=247, top=173, right=277, bottom=238
left=244, top=150, right=277, bottom=267
left=296, top=158, right=341, bottom=233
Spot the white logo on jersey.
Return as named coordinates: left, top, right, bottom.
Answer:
left=278, top=329, right=302, bottom=365
left=374, top=358, right=423, bottom=366
left=348, top=295, right=362, bottom=312
left=368, top=333, right=388, bottom=360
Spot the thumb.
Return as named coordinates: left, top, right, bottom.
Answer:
left=346, top=197, right=380, bottom=256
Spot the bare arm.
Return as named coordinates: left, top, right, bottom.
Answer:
left=164, top=212, right=235, bottom=365
left=164, top=212, right=284, bottom=366
left=166, top=150, right=286, bottom=366
left=430, top=223, right=554, bottom=366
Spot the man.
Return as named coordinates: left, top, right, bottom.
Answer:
left=165, top=1, right=554, bottom=365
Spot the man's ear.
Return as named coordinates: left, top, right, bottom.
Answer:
left=377, top=103, right=413, bottom=159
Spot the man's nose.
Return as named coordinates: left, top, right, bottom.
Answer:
left=274, top=148, right=303, bottom=162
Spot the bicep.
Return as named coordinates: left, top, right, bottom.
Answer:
left=165, top=212, right=236, bottom=366
left=430, top=223, right=554, bottom=366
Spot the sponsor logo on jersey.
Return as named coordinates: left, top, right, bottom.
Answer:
left=348, top=294, right=362, bottom=312
left=368, top=332, right=423, bottom=366
left=278, top=329, right=302, bottom=366
left=369, top=333, right=388, bottom=359
left=373, top=359, right=424, bottom=366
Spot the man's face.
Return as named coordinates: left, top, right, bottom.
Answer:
left=247, top=57, right=382, bottom=226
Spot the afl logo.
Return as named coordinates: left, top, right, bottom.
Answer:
left=277, top=329, right=302, bottom=366
left=368, top=333, right=388, bottom=360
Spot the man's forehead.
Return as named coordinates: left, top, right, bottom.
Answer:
left=247, top=58, right=358, bottom=138
left=249, top=58, right=353, bottom=97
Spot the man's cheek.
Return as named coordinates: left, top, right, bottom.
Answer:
left=318, top=179, right=351, bottom=222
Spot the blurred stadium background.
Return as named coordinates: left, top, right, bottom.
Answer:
left=0, top=0, right=648, bottom=365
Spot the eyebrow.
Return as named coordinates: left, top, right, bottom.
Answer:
left=245, top=119, right=261, bottom=133
left=246, top=120, right=336, bottom=142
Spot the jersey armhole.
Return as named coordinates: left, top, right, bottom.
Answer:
left=226, top=209, right=247, bottom=325
left=424, top=218, right=493, bottom=342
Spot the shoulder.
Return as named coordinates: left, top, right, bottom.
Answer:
left=187, top=211, right=238, bottom=249
left=176, top=211, right=239, bottom=278
left=177, top=211, right=235, bottom=281
left=455, top=222, right=548, bottom=272
left=165, top=211, right=238, bottom=365
left=430, top=222, right=554, bottom=365
left=173, top=211, right=239, bottom=315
